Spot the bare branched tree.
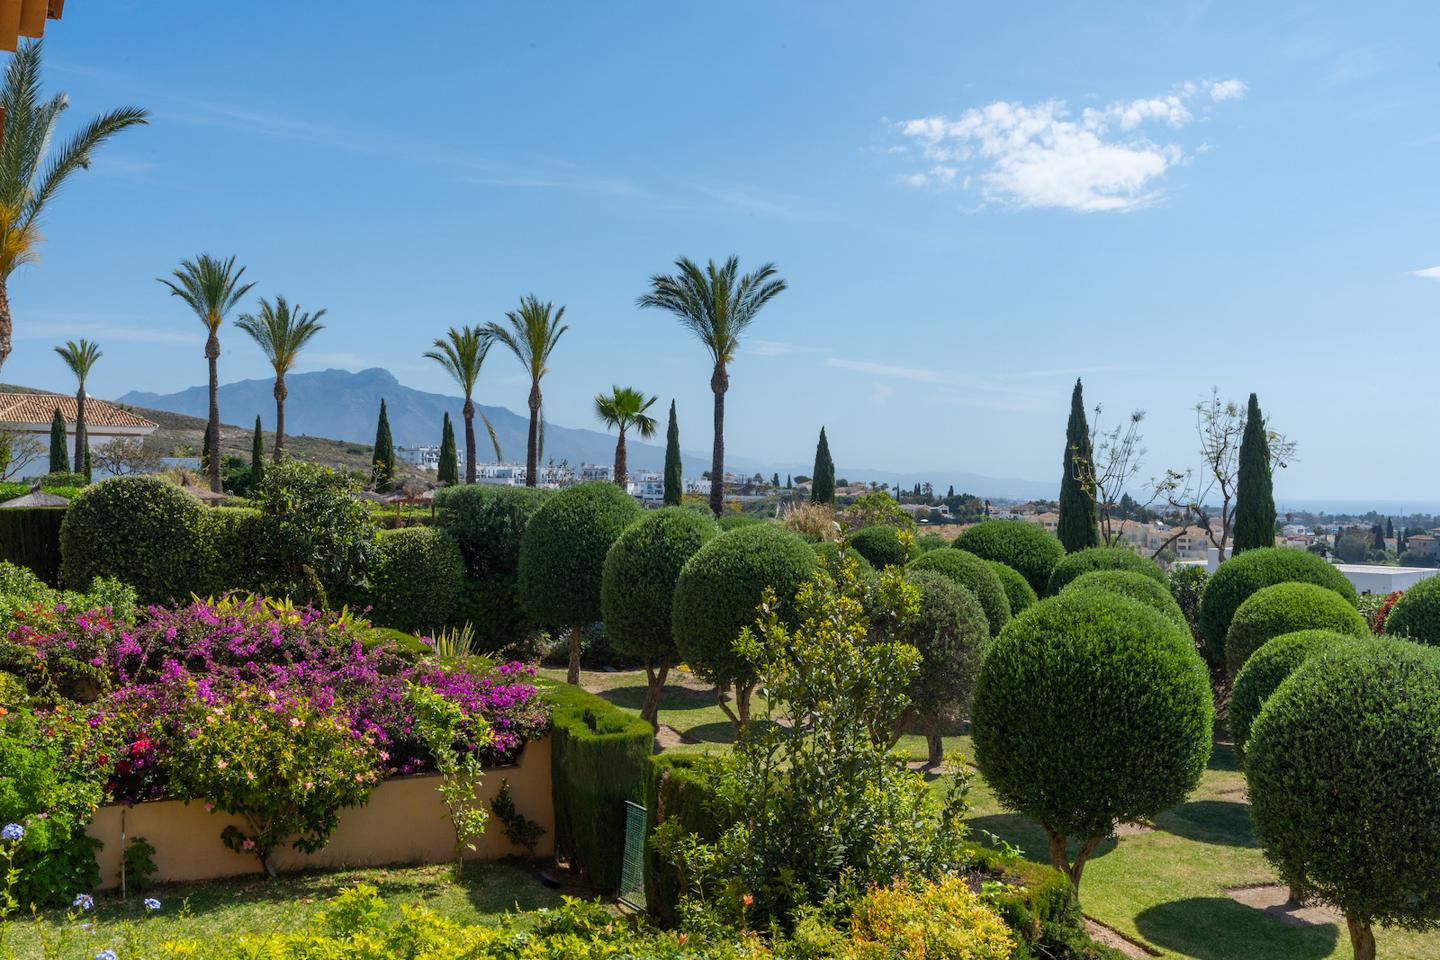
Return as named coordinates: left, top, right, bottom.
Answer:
left=0, top=428, right=42, bottom=481
left=1075, top=404, right=1147, bottom=546
left=93, top=436, right=161, bottom=477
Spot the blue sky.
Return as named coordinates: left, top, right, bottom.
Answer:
left=7, top=2, right=1438, bottom=501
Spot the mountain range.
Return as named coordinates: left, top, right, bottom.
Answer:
left=119, top=368, right=1056, bottom=500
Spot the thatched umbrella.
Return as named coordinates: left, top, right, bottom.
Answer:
left=0, top=484, right=69, bottom=508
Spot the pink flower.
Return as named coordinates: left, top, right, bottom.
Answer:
left=216, top=759, right=227, bottom=770
left=242, top=838, right=255, bottom=851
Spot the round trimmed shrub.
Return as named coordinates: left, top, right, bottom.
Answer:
left=952, top=521, right=1064, bottom=597
left=1197, top=547, right=1358, bottom=668
left=435, top=484, right=549, bottom=577
left=602, top=508, right=719, bottom=666
left=1062, top=569, right=1186, bottom=628
left=901, top=569, right=990, bottom=764
left=716, top=512, right=760, bottom=531
left=984, top=560, right=1037, bottom=615
left=1384, top=576, right=1440, bottom=646
left=813, top=540, right=872, bottom=574
left=1229, top=629, right=1357, bottom=756
left=906, top=549, right=1010, bottom=637
left=367, top=527, right=465, bottom=633
left=671, top=524, right=817, bottom=706
left=1047, top=546, right=1164, bottom=595
left=846, top=524, right=911, bottom=569
left=60, top=476, right=210, bottom=602
left=971, top=591, right=1211, bottom=888
left=1247, top=640, right=1440, bottom=951
left=1224, top=582, right=1368, bottom=678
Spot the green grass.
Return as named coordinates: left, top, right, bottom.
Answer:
left=1, top=860, right=572, bottom=959
left=560, top=667, right=1440, bottom=960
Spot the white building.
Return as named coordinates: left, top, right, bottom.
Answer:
left=0, top=392, right=158, bottom=473
left=627, top=472, right=665, bottom=505
left=397, top=446, right=440, bottom=471
left=578, top=463, right=613, bottom=483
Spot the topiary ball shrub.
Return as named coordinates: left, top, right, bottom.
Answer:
left=1384, top=576, right=1440, bottom=646
left=366, top=527, right=465, bottom=634
left=900, top=569, right=990, bottom=765
left=60, top=476, right=211, bottom=603
left=1046, top=545, right=1164, bottom=596
left=906, top=549, right=1010, bottom=637
left=1247, top=640, right=1440, bottom=956
left=671, top=524, right=817, bottom=728
left=813, top=540, right=872, bottom=574
left=1224, top=581, right=1368, bottom=678
left=971, top=591, right=1212, bottom=889
left=716, top=512, right=760, bottom=532
left=1229, top=629, right=1358, bottom=756
left=435, top=484, right=550, bottom=578
left=846, top=524, right=911, bottom=569
left=1062, top=569, right=1186, bottom=628
left=1197, top=547, right=1358, bottom=669
left=984, top=560, right=1037, bottom=616
left=952, top=520, right=1064, bottom=597
left=517, top=482, right=643, bottom=682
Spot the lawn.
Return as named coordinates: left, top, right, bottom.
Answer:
left=554, top=666, right=1440, bottom=960
left=1, top=860, right=574, bottom=959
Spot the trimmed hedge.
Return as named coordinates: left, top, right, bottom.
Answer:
left=0, top=507, right=64, bottom=586
left=1062, top=569, right=1187, bottom=628
left=366, top=527, right=465, bottom=633
left=716, top=512, right=760, bottom=531
left=1385, top=576, right=1440, bottom=646
left=1247, top=640, right=1440, bottom=935
left=644, top=754, right=730, bottom=926
left=952, top=520, right=1064, bottom=597
left=454, top=577, right=531, bottom=652
left=435, top=484, right=549, bottom=578
left=59, top=477, right=211, bottom=602
left=846, top=524, right=911, bottom=569
left=906, top=549, right=1011, bottom=637
left=1229, top=629, right=1357, bottom=756
left=541, top=679, right=654, bottom=893
left=902, top=569, right=989, bottom=728
left=1197, top=547, right=1358, bottom=667
left=1046, top=545, right=1164, bottom=596
left=517, top=482, right=643, bottom=631
left=201, top=506, right=261, bottom=595
left=984, top=560, right=1037, bottom=616
left=601, top=508, right=719, bottom=665
left=1224, top=582, right=1368, bottom=677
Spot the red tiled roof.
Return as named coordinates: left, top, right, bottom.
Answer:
left=0, top=392, right=157, bottom=430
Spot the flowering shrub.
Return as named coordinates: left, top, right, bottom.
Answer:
left=839, top=876, right=1016, bottom=960
left=0, top=565, right=137, bottom=703
left=165, top=682, right=382, bottom=875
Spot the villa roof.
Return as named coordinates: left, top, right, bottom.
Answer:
left=0, top=1, right=64, bottom=54
left=0, top=392, right=158, bottom=431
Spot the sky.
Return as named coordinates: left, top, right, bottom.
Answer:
left=5, top=1, right=1439, bottom=502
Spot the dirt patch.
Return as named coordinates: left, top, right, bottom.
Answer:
left=1225, top=884, right=1343, bottom=928
left=1218, top=786, right=1250, bottom=802
left=1083, top=917, right=1158, bottom=957
left=1113, top=820, right=1154, bottom=837
left=654, top=725, right=698, bottom=749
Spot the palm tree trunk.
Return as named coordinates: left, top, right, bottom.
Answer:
left=273, top=377, right=287, bottom=460
left=526, top=382, right=541, bottom=487
left=615, top=427, right=628, bottom=487
left=0, top=279, right=12, bottom=376
left=462, top=396, right=477, bottom=484
left=709, top=362, right=727, bottom=517
left=73, top=388, right=86, bottom=474
left=205, top=333, right=222, bottom=492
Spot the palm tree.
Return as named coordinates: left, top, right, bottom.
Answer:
left=594, top=386, right=658, bottom=487
left=424, top=326, right=502, bottom=483
left=235, top=295, right=327, bottom=460
left=53, top=338, right=101, bottom=473
left=637, top=257, right=786, bottom=515
left=158, top=255, right=255, bottom=492
left=484, top=295, right=567, bottom=487
left=0, top=41, right=148, bottom=375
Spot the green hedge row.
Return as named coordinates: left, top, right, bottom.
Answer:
left=644, top=754, right=730, bottom=926
left=0, top=507, right=64, bottom=586
left=540, top=678, right=654, bottom=893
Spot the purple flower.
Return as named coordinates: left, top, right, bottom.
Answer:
left=73, top=893, right=94, bottom=911
left=0, top=823, right=22, bottom=842
left=143, top=897, right=161, bottom=911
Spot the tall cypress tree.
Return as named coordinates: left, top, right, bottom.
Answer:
left=47, top=407, right=68, bottom=473
left=1385, top=517, right=1395, bottom=541
left=250, top=415, right=265, bottom=492
left=1372, top=523, right=1386, bottom=551
left=437, top=412, right=459, bottom=486
left=785, top=474, right=792, bottom=489
left=1232, top=392, right=1277, bottom=553
left=663, top=399, right=682, bottom=506
left=372, top=399, right=395, bottom=492
left=1057, top=378, right=1099, bottom=552
left=810, top=426, right=835, bottom=505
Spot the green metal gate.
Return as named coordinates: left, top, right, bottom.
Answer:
left=617, top=800, right=647, bottom=911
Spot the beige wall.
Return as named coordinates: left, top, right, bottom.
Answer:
left=87, top=737, right=553, bottom=890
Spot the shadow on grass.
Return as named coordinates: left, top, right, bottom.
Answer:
left=462, top=860, right=574, bottom=915
left=1153, top=799, right=1257, bottom=848
left=1134, top=897, right=1337, bottom=960
left=966, top=813, right=1116, bottom=867
left=1208, top=740, right=1241, bottom=773
left=596, top=682, right=721, bottom=714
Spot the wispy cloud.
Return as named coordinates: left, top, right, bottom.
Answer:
left=1413, top=266, right=1440, bottom=280
left=17, top=313, right=199, bottom=346
left=748, top=339, right=824, bottom=358
left=826, top=358, right=952, bottom=384
left=896, top=79, right=1245, bottom=212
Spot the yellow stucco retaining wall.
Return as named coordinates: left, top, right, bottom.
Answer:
left=86, top=736, right=553, bottom=889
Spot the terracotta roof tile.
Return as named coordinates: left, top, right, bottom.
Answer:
left=0, top=392, right=158, bottom=430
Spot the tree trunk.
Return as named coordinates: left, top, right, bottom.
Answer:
left=709, top=362, right=727, bottom=517
left=641, top=661, right=669, bottom=729
left=0, top=278, right=11, bottom=375
left=615, top=427, right=628, bottom=487
left=273, top=377, right=287, bottom=460
left=206, top=333, right=222, bottom=492
left=566, top=624, right=581, bottom=685
left=463, top=396, right=477, bottom=484
left=1346, top=918, right=1375, bottom=960
left=526, top=382, right=540, bottom=486
left=1043, top=824, right=1103, bottom=892
left=73, top=388, right=86, bottom=476
left=926, top=730, right=944, bottom=767
left=733, top=679, right=753, bottom=739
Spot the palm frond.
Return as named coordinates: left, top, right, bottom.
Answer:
left=479, top=410, right=504, bottom=462
left=236, top=294, right=327, bottom=376
left=594, top=385, right=659, bottom=436
left=53, top=337, right=101, bottom=386
left=158, top=254, right=255, bottom=334
left=637, top=256, right=785, bottom=365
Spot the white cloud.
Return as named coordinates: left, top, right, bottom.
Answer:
left=826, top=358, right=951, bottom=383
left=1413, top=266, right=1440, bottom=280
left=748, top=339, right=823, bottom=357
left=897, top=78, right=1245, bottom=212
